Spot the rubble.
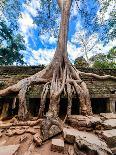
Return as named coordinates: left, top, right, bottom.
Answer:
left=51, top=139, right=64, bottom=153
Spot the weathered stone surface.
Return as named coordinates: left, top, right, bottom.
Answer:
left=102, top=129, right=116, bottom=148
left=0, top=144, right=20, bottom=155
left=63, top=128, right=76, bottom=144
left=74, top=138, right=111, bottom=155
left=40, top=117, right=62, bottom=141
left=66, top=115, right=102, bottom=131
left=63, top=128, right=112, bottom=155
left=51, top=139, right=64, bottom=153
left=102, top=119, right=116, bottom=129
left=33, top=133, right=42, bottom=146
left=1, top=66, right=116, bottom=98
left=100, top=113, right=116, bottom=119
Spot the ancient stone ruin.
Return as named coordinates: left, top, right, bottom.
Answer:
left=0, top=66, right=115, bottom=155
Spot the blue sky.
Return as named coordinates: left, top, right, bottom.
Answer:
left=18, top=0, right=116, bottom=65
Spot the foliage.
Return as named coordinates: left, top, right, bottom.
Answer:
left=33, top=0, right=60, bottom=37
left=0, top=21, right=26, bottom=65
left=74, top=56, right=89, bottom=68
left=90, top=47, right=116, bottom=69
left=97, top=0, right=116, bottom=42
left=0, top=0, right=26, bottom=65
left=0, top=0, right=22, bottom=30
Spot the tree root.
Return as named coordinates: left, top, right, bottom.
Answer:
left=0, top=59, right=116, bottom=120
left=13, top=118, right=43, bottom=126
left=79, top=71, right=116, bottom=80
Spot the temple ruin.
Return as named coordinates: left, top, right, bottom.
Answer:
left=0, top=66, right=115, bottom=120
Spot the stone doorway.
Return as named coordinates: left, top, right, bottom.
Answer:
left=29, top=98, right=50, bottom=117
left=59, top=98, right=68, bottom=120
left=29, top=98, right=40, bottom=116
left=0, top=97, right=19, bottom=120
left=91, top=98, right=108, bottom=114
left=71, top=98, right=80, bottom=115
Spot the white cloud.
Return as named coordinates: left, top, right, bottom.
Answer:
left=18, top=0, right=41, bottom=47
left=28, top=48, right=55, bottom=65
left=19, top=12, right=36, bottom=34
left=39, top=33, right=57, bottom=45
left=67, top=41, right=82, bottom=62
left=23, top=0, right=40, bottom=17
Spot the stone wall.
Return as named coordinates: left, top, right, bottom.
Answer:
left=0, top=66, right=115, bottom=98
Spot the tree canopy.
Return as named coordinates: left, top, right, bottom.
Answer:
left=0, top=0, right=26, bottom=65
left=90, top=46, right=116, bottom=69
left=0, top=21, right=25, bottom=65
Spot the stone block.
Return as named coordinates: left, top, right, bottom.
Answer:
left=63, top=128, right=76, bottom=144
left=63, top=128, right=112, bottom=155
left=51, top=139, right=64, bottom=153
left=100, top=113, right=116, bottom=119
left=102, top=119, right=116, bottom=129
left=102, top=129, right=116, bottom=148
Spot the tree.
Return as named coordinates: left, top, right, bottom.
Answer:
left=90, top=47, right=116, bottom=69
left=97, top=0, right=116, bottom=42
left=0, top=0, right=26, bottom=65
left=72, top=29, right=100, bottom=63
left=0, top=0, right=115, bottom=121
left=0, top=21, right=25, bottom=65
left=74, top=56, right=89, bottom=68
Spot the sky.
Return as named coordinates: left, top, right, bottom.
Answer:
left=18, top=0, right=116, bottom=65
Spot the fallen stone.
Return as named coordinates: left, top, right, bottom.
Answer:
left=100, top=113, right=116, bottom=119
left=67, top=115, right=102, bottom=131
left=63, top=128, right=112, bottom=155
left=102, top=129, right=116, bottom=148
left=63, top=128, right=76, bottom=144
left=88, top=115, right=102, bottom=124
left=51, top=139, right=64, bottom=153
left=33, top=133, right=42, bottom=146
left=67, top=115, right=91, bottom=129
left=102, top=119, right=116, bottom=129
left=0, top=144, right=19, bottom=155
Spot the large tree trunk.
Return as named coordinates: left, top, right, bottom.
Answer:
left=0, top=0, right=115, bottom=120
